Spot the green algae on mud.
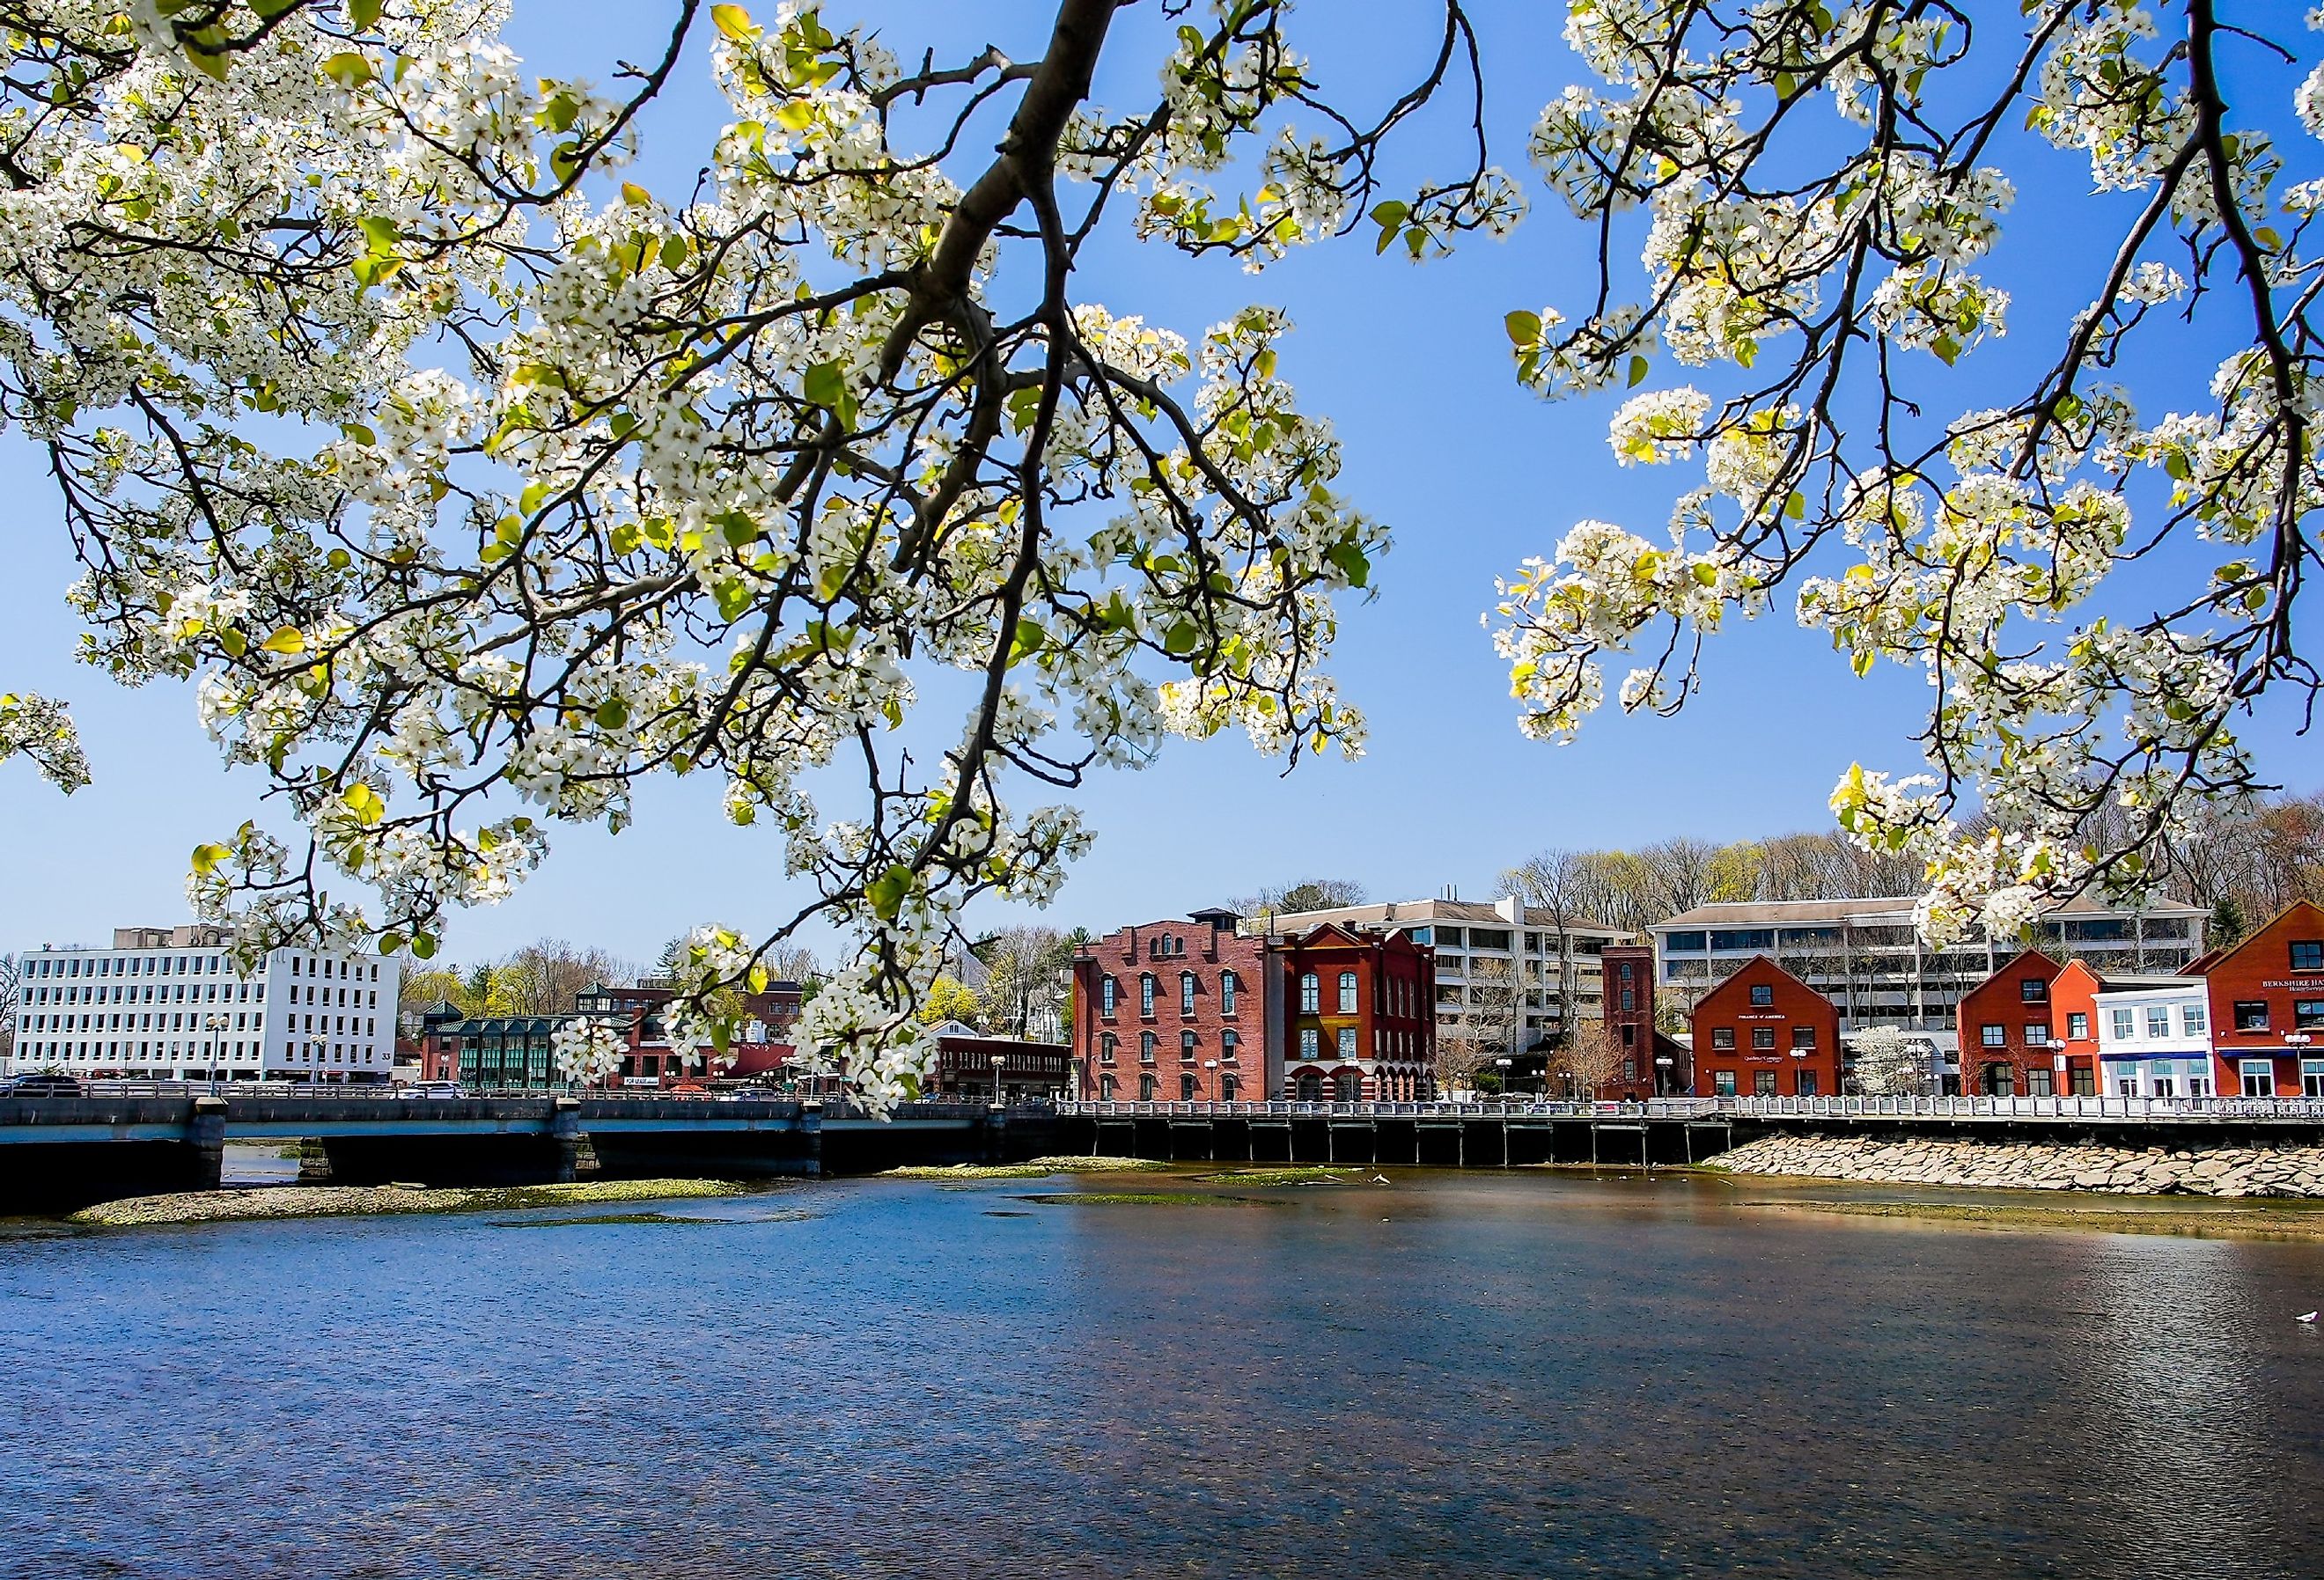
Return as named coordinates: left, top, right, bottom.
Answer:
left=69, top=1177, right=754, bottom=1230
left=1739, top=1194, right=2324, bottom=1241
left=1192, top=1166, right=1375, bottom=1187
left=878, top=1163, right=1057, bottom=1180
left=1024, top=1155, right=1172, bottom=1172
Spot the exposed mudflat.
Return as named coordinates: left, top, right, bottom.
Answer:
left=69, top=1177, right=751, bottom=1229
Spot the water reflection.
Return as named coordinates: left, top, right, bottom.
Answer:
left=1, top=1170, right=2320, bottom=1578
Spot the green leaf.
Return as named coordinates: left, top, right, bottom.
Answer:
left=1162, top=621, right=1201, bottom=656
left=775, top=99, right=816, bottom=131
left=866, top=863, right=912, bottom=922
left=322, top=51, right=372, bottom=89
left=595, top=698, right=629, bottom=730
left=411, top=931, right=438, bottom=961
left=190, top=842, right=232, bottom=876
left=342, top=782, right=386, bottom=826
left=1504, top=310, right=1541, bottom=347
left=802, top=360, right=847, bottom=408
left=1627, top=355, right=1649, bottom=387
left=711, top=4, right=758, bottom=41
left=260, top=626, right=306, bottom=656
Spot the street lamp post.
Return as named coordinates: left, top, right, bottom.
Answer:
left=202, top=1015, right=227, bottom=1090
left=1495, top=1056, right=1512, bottom=1106
left=989, top=1054, right=1006, bottom=1108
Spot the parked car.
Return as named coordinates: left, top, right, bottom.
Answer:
left=1, top=1071, right=84, bottom=1098
left=394, top=1081, right=467, bottom=1100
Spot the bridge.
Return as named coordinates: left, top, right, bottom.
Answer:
left=0, top=1088, right=1056, bottom=1210
left=1053, top=1095, right=2324, bottom=1168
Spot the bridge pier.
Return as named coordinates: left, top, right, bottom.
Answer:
left=549, top=1098, right=582, bottom=1184
left=187, top=1096, right=227, bottom=1193
left=801, top=1101, right=823, bottom=1177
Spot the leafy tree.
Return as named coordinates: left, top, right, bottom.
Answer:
left=1232, top=878, right=1370, bottom=918
left=916, top=975, right=982, bottom=1029
left=3, top=0, right=2320, bottom=1115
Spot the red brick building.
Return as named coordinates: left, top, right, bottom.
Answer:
left=1273, top=922, right=1437, bottom=1102
left=1691, top=956, right=1841, bottom=1099
left=2046, top=959, right=2106, bottom=1097
left=1070, top=910, right=1437, bottom=1101
left=416, top=978, right=803, bottom=1090
left=1074, top=909, right=1273, bottom=1103
left=919, top=1029, right=1074, bottom=1102
left=2197, top=900, right=2324, bottom=1098
left=1958, top=949, right=2067, bottom=1098
left=1598, top=944, right=1691, bottom=1099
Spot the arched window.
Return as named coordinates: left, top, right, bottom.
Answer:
left=1335, top=1070, right=1361, bottom=1102
left=1180, top=1074, right=1198, bottom=1101
left=1099, top=1033, right=1117, bottom=1064
left=1180, top=972, right=1196, bottom=1016
left=1221, top=1073, right=1239, bottom=1101
left=1099, top=1074, right=1117, bottom=1100
left=1139, top=1073, right=1158, bottom=1100
left=1296, top=1070, right=1322, bottom=1101
left=1180, top=1030, right=1197, bottom=1061
left=1221, top=971, right=1238, bottom=1015
left=1100, top=976, right=1117, bottom=1017
left=1139, top=1032, right=1157, bottom=1064
left=1338, top=971, right=1358, bottom=1013
left=1299, top=973, right=1319, bottom=1014
left=1140, top=974, right=1156, bottom=1017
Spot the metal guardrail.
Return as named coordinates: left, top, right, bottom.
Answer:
left=1055, top=1095, right=2324, bottom=1122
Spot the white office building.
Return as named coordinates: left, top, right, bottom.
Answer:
left=10, top=924, right=401, bottom=1083
left=1247, top=893, right=1634, bottom=1059
left=2092, top=978, right=2215, bottom=1099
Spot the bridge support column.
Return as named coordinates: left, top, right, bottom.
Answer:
left=550, top=1097, right=582, bottom=1184
left=801, top=1100, right=824, bottom=1178
left=984, top=1106, right=1008, bottom=1164
left=187, top=1096, right=227, bottom=1192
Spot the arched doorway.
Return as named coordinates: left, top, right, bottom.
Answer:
left=1295, top=1070, right=1323, bottom=1102
left=1334, top=1070, right=1361, bottom=1103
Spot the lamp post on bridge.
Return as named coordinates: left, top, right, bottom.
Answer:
left=989, top=1054, right=1006, bottom=1109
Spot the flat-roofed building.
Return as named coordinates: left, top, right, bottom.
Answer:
left=1245, top=893, right=1631, bottom=1086
left=1650, top=893, right=2207, bottom=1046
left=11, top=923, right=400, bottom=1083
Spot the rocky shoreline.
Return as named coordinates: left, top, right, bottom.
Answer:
left=1714, top=1134, right=2324, bottom=1198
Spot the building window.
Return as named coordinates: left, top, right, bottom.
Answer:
left=1140, top=974, right=1156, bottom=1017
left=2145, top=1005, right=2172, bottom=1038
left=2297, top=1000, right=2324, bottom=1031
left=2183, top=1003, right=2208, bottom=1036
left=2070, top=1064, right=2096, bottom=1096
left=1710, top=1027, right=1735, bottom=1050
left=2025, top=1022, right=2049, bottom=1047
left=2291, top=940, right=2323, bottom=973
left=2111, top=1008, right=2136, bottom=1039
left=1620, top=988, right=1636, bottom=1011
left=1299, top=973, right=1320, bottom=1014
left=1099, top=1033, right=1117, bottom=1065
left=1139, top=1074, right=1157, bottom=1101
left=1752, top=1027, right=1776, bottom=1050
left=2241, top=1059, right=2274, bottom=1098
left=1139, top=1033, right=1156, bottom=1064
left=1338, top=972, right=1358, bottom=1014
left=1299, top=1028, right=1319, bottom=1061
left=1621, top=1023, right=1636, bottom=1046
left=1621, top=1058, right=1636, bottom=1082
left=1221, top=1073, right=1239, bottom=1101
left=1101, top=977, right=1117, bottom=1018
left=1337, top=1027, right=1357, bottom=1061
left=1221, top=972, right=1238, bottom=1016
left=2019, top=978, right=2048, bottom=1003
left=1792, top=1026, right=1816, bottom=1049
left=1180, top=1074, right=1198, bottom=1101
left=1713, top=1069, right=1737, bottom=1096
left=1796, top=1072, right=1818, bottom=1098
left=1180, top=973, right=1196, bottom=1016
left=1754, top=1070, right=1777, bottom=1096
left=2067, top=1011, right=2089, bottom=1040
left=1180, top=1031, right=1197, bottom=1062
left=1221, top=1030, right=1239, bottom=1062
left=1099, top=1074, right=1117, bottom=1099
left=1982, top=1023, right=2007, bottom=1047
left=2026, top=1068, right=2055, bottom=1097
left=2234, top=1001, right=2270, bottom=1032
left=1749, top=984, right=1774, bottom=1008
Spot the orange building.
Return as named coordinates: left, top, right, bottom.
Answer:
left=1690, top=956, right=1841, bottom=1099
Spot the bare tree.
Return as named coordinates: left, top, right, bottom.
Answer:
left=0, top=952, right=17, bottom=1064
left=1435, top=957, right=1521, bottom=1095
left=1231, top=878, right=1369, bottom=919
left=494, top=940, right=636, bottom=1017
left=1500, top=849, right=1603, bottom=1046
left=972, top=927, right=1075, bottom=1040
left=1544, top=1018, right=1628, bottom=1101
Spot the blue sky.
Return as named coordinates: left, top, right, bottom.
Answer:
left=3, top=2, right=2315, bottom=965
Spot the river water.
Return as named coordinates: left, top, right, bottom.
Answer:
left=4, top=1167, right=2322, bottom=1579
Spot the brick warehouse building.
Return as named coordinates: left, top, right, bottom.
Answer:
left=1273, top=922, right=1437, bottom=1102
left=1957, top=949, right=2067, bottom=1099
left=1071, top=911, right=1437, bottom=1101
left=1691, top=956, right=1841, bottom=1099
left=2195, top=900, right=2324, bottom=1098
left=1598, top=944, right=1692, bottom=1099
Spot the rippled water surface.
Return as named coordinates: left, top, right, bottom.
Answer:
left=5, top=1168, right=2324, bottom=1579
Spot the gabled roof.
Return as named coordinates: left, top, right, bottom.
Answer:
left=1690, top=953, right=1831, bottom=1013
left=1655, top=890, right=2206, bottom=930
left=2182, top=899, right=2324, bottom=976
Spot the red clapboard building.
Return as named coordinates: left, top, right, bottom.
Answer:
left=1691, top=956, right=1841, bottom=1099
left=2196, top=900, right=2324, bottom=1098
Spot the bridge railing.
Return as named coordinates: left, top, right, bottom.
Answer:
left=1054, top=1095, right=2324, bottom=1123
